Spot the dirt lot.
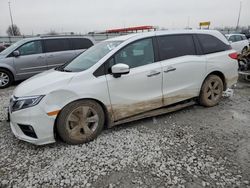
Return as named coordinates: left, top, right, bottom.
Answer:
left=0, top=80, right=250, bottom=188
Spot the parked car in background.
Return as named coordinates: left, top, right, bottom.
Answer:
left=225, top=34, right=249, bottom=54
left=0, top=36, right=95, bottom=88
left=9, top=30, right=238, bottom=145
left=0, top=45, right=6, bottom=53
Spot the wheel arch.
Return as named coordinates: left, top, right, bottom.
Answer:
left=53, top=98, right=111, bottom=139
left=202, top=71, right=227, bottom=91
left=0, top=63, right=16, bottom=80
left=0, top=67, right=15, bottom=79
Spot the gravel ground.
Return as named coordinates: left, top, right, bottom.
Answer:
left=0, top=81, right=250, bottom=188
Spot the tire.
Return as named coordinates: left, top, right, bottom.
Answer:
left=199, top=75, right=223, bottom=107
left=56, top=100, right=105, bottom=145
left=0, top=68, right=13, bottom=89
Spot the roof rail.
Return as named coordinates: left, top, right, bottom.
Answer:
left=38, top=34, right=85, bottom=38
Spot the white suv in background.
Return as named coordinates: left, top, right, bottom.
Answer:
left=9, top=30, right=238, bottom=145
left=226, top=34, right=249, bottom=54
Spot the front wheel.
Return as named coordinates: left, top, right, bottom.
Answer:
left=56, top=100, right=105, bottom=145
left=199, top=75, right=223, bottom=107
left=0, top=69, right=13, bottom=89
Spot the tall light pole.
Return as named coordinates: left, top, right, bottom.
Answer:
left=236, top=1, right=242, bottom=31
left=8, top=1, right=15, bottom=36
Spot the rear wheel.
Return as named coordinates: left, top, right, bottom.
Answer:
left=57, top=100, right=105, bottom=145
left=0, top=68, right=13, bottom=89
left=199, top=75, right=223, bottom=107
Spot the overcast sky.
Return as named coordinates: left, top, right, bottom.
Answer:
left=0, top=0, right=250, bottom=35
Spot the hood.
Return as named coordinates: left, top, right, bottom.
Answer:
left=13, top=69, right=76, bottom=97
left=0, top=54, right=5, bottom=59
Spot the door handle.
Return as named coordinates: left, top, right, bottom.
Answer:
left=147, top=71, right=161, bottom=77
left=164, top=66, right=176, bottom=73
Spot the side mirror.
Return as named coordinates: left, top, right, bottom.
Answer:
left=111, top=63, right=130, bottom=78
left=13, top=50, right=20, bottom=57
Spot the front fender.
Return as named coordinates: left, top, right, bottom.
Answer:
left=0, top=58, right=16, bottom=80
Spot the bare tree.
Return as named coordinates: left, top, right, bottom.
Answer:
left=6, top=24, right=21, bottom=36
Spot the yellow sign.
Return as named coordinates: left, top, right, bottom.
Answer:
left=199, top=22, right=211, bottom=27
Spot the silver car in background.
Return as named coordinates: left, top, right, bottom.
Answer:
left=0, top=36, right=95, bottom=88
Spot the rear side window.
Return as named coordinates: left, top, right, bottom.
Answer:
left=157, top=35, right=196, bottom=61
left=70, top=38, right=93, bottom=50
left=197, top=34, right=231, bottom=54
left=242, top=35, right=247, bottom=40
left=44, top=39, right=71, bottom=53
left=235, top=35, right=242, bottom=42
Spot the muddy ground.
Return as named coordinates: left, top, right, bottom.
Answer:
left=0, top=80, right=250, bottom=188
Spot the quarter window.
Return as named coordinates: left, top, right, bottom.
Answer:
left=157, top=35, right=196, bottom=61
left=44, top=39, right=71, bottom=53
left=18, top=41, right=42, bottom=56
left=197, top=34, right=231, bottom=54
left=114, top=38, right=155, bottom=69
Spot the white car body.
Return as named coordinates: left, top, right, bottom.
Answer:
left=225, top=34, right=249, bottom=54
left=9, top=30, right=238, bottom=145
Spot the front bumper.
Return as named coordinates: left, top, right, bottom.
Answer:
left=9, top=106, right=56, bottom=145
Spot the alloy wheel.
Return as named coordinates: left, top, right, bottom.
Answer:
left=0, top=72, right=10, bottom=87
left=66, top=106, right=99, bottom=140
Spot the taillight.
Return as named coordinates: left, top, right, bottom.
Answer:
left=229, top=52, right=238, bottom=60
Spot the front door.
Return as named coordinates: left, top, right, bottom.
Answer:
left=105, top=38, right=163, bottom=121
left=14, top=40, right=47, bottom=80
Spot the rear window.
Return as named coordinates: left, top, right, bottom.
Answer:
left=197, top=34, right=231, bottom=54
left=44, top=39, right=71, bottom=53
left=70, top=38, right=93, bottom=50
left=157, top=34, right=196, bottom=61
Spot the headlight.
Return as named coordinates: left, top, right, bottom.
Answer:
left=11, top=95, right=44, bottom=112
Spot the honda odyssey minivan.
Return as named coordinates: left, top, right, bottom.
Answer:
left=9, top=30, right=238, bottom=145
left=0, top=36, right=95, bottom=88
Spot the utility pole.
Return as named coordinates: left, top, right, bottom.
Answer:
left=8, top=1, right=15, bottom=36
left=236, top=1, right=242, bottom=31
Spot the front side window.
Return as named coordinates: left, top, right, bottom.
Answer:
left=44, top=39, right=71, bottom=53
left=18, top=41, right=43, bottom=56
left=157, top=35, right=196, bottom=61
left=197, top=34, right=231, bottom=54
left=63, top=41, right=122, bottom=72
left=113, top=38, right=155, bottom=68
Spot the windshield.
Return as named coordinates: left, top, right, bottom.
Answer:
left=0, top=39, right=29, bottom=56
left=63, top=41, right=122, bottom=72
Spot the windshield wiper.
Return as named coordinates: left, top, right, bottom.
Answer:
left=55, top=65, right=72, bottom=72
left=62, top=69, right=72, bottom=72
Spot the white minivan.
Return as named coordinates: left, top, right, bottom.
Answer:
left=9, top=30, right=238, bottom=145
